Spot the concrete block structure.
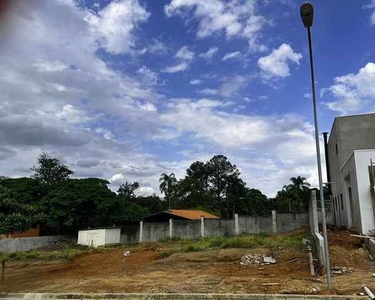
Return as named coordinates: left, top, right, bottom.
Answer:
left=327, top=113, right=375, bottom=234
left=78, top=228, right=121, bottom=247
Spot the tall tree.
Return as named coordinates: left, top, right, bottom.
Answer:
left=206, top=155, right=241, bottom=216
left=41, top=178, right=116, bottom=232
left=118, top=181, right=139, bottom=198
left=159, top=173, right=177, bottom=209
left=0, top=187, right=43, bottom=236
left=31, top=153, right=74, bottom=188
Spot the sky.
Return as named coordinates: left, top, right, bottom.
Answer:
left=0, top=0, right=374, bottom=197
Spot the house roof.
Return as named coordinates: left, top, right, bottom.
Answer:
left=168, top=209, right=219, bottom=220
left=142, top=209, right=219, bottom=222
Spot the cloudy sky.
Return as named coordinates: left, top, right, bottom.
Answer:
left=0, top=0, right=374, bottom=196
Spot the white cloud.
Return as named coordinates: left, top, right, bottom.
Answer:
left=34, top=60, right=68, bottom=72
left=175, top=46, right=194, bottom=61
left=199, top=47, right=219, bottom=60
left=198, top=75, right=247, bottom=97
left=190, top=79, right=202, bottom=85
left=198, top=88, right=219, bottom=96
left=163, top=46, right=195, bottom=73
left=364, top=0, right=375, bottom=25
left=258, top=43, right=302, bottom=79
left=243, top=15, right=269, bottom=52
left=165, top=0, right=269, bottom=51
left=139, top=102, right=157, bottom=112
left=323, top=62, right=375, bottom=113
left=86, top=0, right=150, bottom=55
left=56, top=105, right=92, bottom=123
left=163, top=62, right=189, bottom=73
left=222, top=51, right=241, bottom=61
left=137, top=66, right=158, bottom=85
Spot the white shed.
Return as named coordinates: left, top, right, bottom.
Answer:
left=77, top=227, right=121, bottom=247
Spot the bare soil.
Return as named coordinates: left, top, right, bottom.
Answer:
left=1, top=229, right=375, bottom=295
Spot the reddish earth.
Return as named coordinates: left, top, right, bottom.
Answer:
left=1, top=229, right=375, bottom=295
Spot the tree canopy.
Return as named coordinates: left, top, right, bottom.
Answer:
left=0, top=186, right=43, bottom=236
left=0, top=152, right=316, bottom=234
left=31, top=152, right=74, bottom=188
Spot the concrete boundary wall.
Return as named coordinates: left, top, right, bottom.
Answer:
left=0, top=293, right=367, bottom=300
left=309, top=190, right=325, bottom=265
left=0, top=235, right=67, bottom=253
left=121, top=211, right=309, bottom=244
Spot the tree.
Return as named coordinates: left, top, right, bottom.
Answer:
left=290, top=176, right=311, bottom=190
left=206, top=155, right=242, bottom=217
left=275, top=176, right=311, bottom=212
left=0, top=187, right=43, bottom=236
left=159, top=173, right=177, bottom=209
left=41, top=178, right=116, bottom=232
left=118, top=181, right=139, bottom=198
left=31, top=152, right=74, bottom=188
left=0, top=177, right=44, bottom=205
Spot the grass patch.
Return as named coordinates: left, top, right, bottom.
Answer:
left=0, top=244, right=93, bottom=262
left=180, top=232, right=311, bottom=252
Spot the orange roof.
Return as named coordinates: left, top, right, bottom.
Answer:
left=168, top=209, right=219, bottom=220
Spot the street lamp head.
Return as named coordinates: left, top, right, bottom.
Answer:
left=300, top=2, right=314, bottom=28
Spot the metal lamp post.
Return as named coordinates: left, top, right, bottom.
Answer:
left=300, top=2, right=332, bottom=290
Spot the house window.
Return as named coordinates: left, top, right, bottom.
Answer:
left=340, top=194, right=344, bottom=209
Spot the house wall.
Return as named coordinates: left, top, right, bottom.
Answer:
left=354, top=151, right=375, bottom=234
left=120, top=212, right=309, bottom=244
left=328, top=113, right=375, bottom=229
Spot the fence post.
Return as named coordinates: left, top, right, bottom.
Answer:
left=139, top=221, right=143, bottom=243
left=169, top=218, right=173, bottom=239
left=235, top=214, right=239, bottom=235
left=201, top=217, right=205, bottom=238
left=1, top=260, right=4, bottom=281
left=272, top=210, right=277, bottom=234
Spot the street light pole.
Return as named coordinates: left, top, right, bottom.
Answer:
left=300, top=2, right=332, bottom=290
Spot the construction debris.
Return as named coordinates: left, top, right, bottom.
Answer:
left=240, top=254, right=277, bottom=266
left=331, top=266, right=353, bottom=275
left=363, top=286, right=375, bottom=300
left=261, top=283, right=280, bottom=286
left=350, top=234, right=375, bottom=239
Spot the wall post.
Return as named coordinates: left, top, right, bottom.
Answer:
left=272, top=210, right=277, bottom=233
left=139, top=221, right=143, bottom=243
left=169, top=218, right=173, bottom=239
left=235, top=214, right=239, bottom=235
left=200, top=217, right=205, bottom=238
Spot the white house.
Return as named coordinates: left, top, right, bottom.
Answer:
left=327, top=113, right=375, bottom=234
left=78, top=227, right=121, bottom=247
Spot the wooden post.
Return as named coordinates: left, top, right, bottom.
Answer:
left=309, top=252, right=315, bottom=276
left=1, top=260, right=5, bottom=281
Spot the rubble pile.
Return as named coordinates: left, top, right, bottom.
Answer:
left=240, top=254, right=276, bottom=266
left=331, top=266, right=353, bottom=275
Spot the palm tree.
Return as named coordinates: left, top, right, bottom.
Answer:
left=290, top=176, right=311, bottom=190
left=159, top=173, right=177, bottom=209
left=289, top=176, right=311, bottom=211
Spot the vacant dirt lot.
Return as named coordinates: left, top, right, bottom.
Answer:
left=1, top=229, right=375, bottom=295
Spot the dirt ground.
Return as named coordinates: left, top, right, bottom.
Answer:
left=1, top=229, right=375, bottom=295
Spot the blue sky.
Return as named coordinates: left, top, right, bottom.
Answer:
left=0, top=0, right=374, bottom=196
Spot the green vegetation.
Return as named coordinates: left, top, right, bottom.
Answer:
left=0, top=247, right=85, bottom=262
left=179, top=232, right=310, bottom=252
left=0, top=152, right=324, bottom=236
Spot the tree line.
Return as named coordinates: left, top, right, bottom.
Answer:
left=0, top=153, right=322, bottom=236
